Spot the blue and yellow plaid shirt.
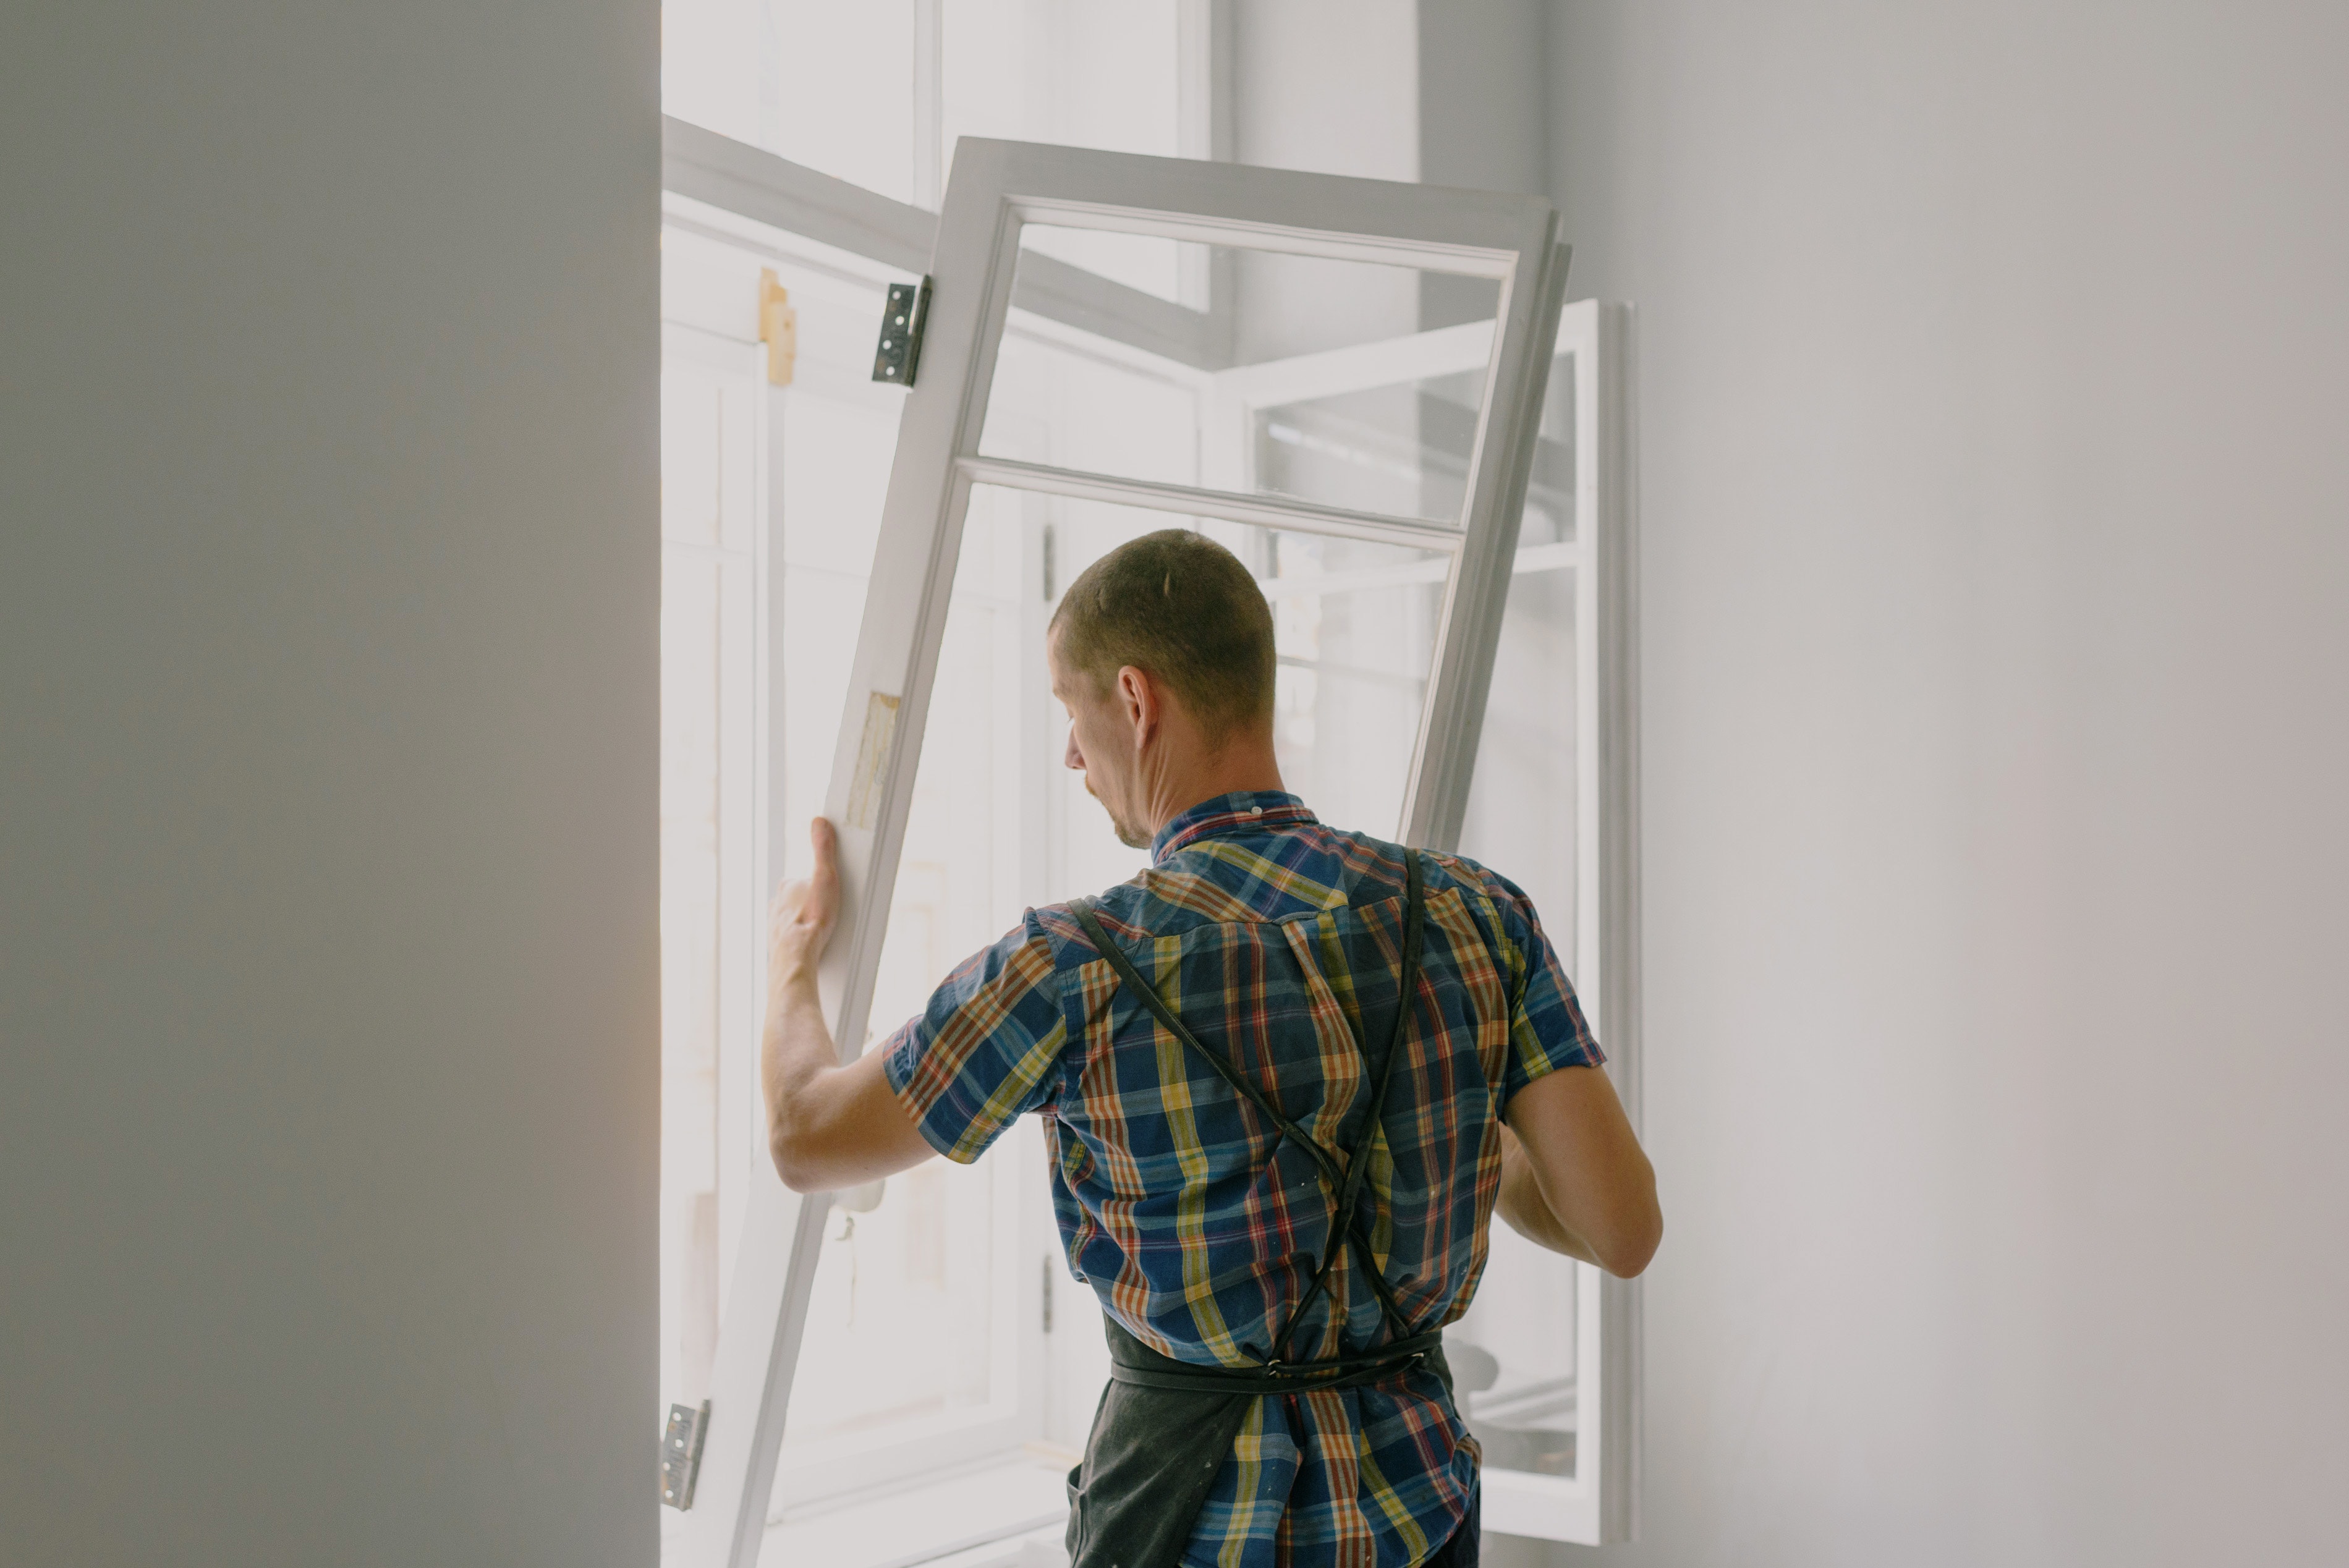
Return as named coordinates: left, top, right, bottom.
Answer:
left=883, top=791, right=1603, bottom=1568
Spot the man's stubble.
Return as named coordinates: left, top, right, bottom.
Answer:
left=1084, top=771, right=1150, bottom=851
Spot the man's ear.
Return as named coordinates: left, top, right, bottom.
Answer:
left=1116, top=664, right=1157, bottom=739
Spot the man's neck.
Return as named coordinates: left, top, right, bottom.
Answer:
left=1141, top=740, right=1287, bottom=840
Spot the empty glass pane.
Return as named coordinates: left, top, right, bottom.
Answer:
left=980, top=226, right=1502, bottom=525
left=982, top=324, right=1204, bottom=484
left=1253, top=376, right=1474, bottom=530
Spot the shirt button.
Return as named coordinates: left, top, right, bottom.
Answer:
left=1250, top=805, right=1263, bottom=816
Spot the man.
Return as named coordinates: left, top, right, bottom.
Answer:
left=763, top=529, right=1661, bottom=1568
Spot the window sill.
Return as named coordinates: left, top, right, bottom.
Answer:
left=763, top=1449, right=1071, bottom=1568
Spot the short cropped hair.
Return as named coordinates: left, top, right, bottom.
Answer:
left=1048, top=528, right=1276, bottom=736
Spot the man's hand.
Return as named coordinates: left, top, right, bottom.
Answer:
left=760, top=817, right=935, bottom=1193
left=768, top=817, right=841, bottom=991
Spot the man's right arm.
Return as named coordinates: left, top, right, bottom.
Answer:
left=1497, top=1064, right=1661, bottom=1278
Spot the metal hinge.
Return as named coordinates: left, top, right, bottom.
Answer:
left=759, top=268, right=797, bottom=386
left=1041, top=1255, right=1055, bottom=1335
left=659, top=1399, right=710, bottom=1510
left=872, top=278, right=932, bottom=386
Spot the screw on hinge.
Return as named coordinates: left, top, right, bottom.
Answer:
left=872, top=278, right=932, bottom=387
left=658, top=1399, right=711, bottom=1510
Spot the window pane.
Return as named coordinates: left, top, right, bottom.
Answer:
left=1252, top=379, right=1470, bottom=532
left=982, top=323, right=1204, bottom=483
left=980, top=227, right=1503, bottom=526
left=665, top=0, right=920, bottom=206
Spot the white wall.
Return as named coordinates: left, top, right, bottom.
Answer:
left=1234, top=0, right=1420, bottom=185
left=1417, top=0, right=1550, bottom=329
left=1229, top=0, right=1423, bottom=363
left=1537, top=2, right=2349, bottom=1564
left=0, top=7, right=659, bottom=1565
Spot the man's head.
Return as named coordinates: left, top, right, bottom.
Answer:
left=1047, top=528, right=1280, bottom=849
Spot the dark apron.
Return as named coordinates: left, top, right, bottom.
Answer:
left=1064, top=852, right=1477, bottom=1568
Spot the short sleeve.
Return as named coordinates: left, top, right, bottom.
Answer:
left=881, top=910, right=1069, bottom=1163
left=1489, top=873, right=1606, bottom=1105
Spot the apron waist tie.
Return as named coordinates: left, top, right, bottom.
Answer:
left=1106, top=1326, right=1447, bottom=1397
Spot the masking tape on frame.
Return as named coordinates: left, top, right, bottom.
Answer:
left=846, top=690, right=901, bottom=830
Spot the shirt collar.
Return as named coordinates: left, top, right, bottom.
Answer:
left=1150, top=790, right=1317, bottom=864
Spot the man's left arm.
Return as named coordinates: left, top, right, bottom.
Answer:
left=1479, top=870, right=1662, bottom=1277
left=763, top=818, right=936, bottom=1193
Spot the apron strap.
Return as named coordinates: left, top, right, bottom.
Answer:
left=1071, top=849, right=1429, bottom=1366
left=1269, top=849, right=1426, bottom=1362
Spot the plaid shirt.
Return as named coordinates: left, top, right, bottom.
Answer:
left=883, top=792, right=1603, bottom=1568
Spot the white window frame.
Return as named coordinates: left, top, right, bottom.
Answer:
left=664, top=117, right=1642, bottom=1561
left=682, top=135, right=1576, bottom=1568
left=656, top=318, right=771, bottom=1425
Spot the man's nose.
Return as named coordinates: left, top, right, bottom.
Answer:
left=1063, top=727, right=1084, bottom=771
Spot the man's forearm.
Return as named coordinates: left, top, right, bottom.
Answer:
left=762, top=960, right=841, bottom=1161
left=1493, top=1127, right=1605, bottom=1267
left=757, top=818, right=937, bottom=1194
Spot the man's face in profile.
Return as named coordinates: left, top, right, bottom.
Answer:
left=1048, top=627, right=1151, bottom=850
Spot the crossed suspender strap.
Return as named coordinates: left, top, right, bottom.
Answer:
left=1068, top=849, right=1429, bottom=1379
